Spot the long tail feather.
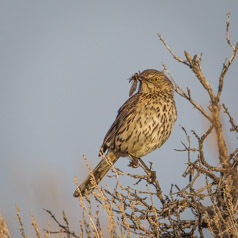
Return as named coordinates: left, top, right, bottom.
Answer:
left=73, top=151, right=119, bottom=197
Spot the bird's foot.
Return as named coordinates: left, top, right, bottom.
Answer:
left=129, top=156, right=139, bottom=168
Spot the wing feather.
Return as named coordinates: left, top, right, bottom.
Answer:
left=100, top=93, right=140, bottom=153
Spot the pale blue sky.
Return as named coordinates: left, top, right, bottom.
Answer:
left=0, top=1, right=238, bottom=236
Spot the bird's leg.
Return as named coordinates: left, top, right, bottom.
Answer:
left=128, top=155, right=139, bottom=168
left=137, top=157, right=156, bottom=183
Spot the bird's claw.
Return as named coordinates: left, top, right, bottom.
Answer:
left=129, top=156, right=139, bottom=168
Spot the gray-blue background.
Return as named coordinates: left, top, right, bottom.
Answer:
left=1, top=1, right=237, bottom=236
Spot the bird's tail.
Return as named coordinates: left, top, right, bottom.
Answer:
left=73, top=151, right=119, bottom=197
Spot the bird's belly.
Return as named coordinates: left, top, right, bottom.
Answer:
left=115, top=105, right=176, bottom=158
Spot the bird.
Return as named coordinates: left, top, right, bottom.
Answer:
left=73, top=69, right=177, bottom=197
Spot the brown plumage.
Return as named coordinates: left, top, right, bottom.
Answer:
left=73, top=69, right=177, bottom=197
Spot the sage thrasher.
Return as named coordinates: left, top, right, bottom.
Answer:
left=74, top=69, right=177, bottom=197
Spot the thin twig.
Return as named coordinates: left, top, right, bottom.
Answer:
left=217, top=13, right=238, bottom=102
left=163, top=64, right=213, bottom=122
left=157, top=33, right=190, bottom=67
left=223, top=104, right=238, bottom=132
left=44, top=209, right=80, bottom=238
left=15, top=204, right=28, bottom=238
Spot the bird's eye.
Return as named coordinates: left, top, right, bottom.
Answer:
left=153, top=77, right=159, bottom=82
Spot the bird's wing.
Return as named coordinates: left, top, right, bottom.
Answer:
left=100, top=93, right=140, bottom=153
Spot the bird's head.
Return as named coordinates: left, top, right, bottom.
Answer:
left=129, top=69, right=174, bottom=96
